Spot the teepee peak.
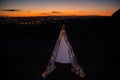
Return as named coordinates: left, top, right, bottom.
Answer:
left=61, top=24, right=65, bottom=30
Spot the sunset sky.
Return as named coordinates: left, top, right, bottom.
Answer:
left=0, top=0, right=120, bottom=17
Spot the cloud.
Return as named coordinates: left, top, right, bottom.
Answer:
left=40, top=13, right=50, bottom=15
left=51, top=11, right=60, bottom=13
left=41, top=13, right=48, bottom=15
left=0, top=9, right=22, bottom=12
left=27, top=11, right=31, bottom=13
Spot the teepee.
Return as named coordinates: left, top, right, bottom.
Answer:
left=42, top=24, right=85, bottom=79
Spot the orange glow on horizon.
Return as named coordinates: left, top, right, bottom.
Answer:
left=0, top=10, right=114, bottom=17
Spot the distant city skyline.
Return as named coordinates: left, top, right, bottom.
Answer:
left=0, top=0, right=120, bottom=17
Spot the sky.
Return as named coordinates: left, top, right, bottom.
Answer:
left=0, top=0, right=120, bottom=17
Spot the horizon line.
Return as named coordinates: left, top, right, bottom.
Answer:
left=0, top=15, right=111, bottom=17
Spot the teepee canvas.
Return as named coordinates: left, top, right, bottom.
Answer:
left=42, top=25, right=85, bottom=79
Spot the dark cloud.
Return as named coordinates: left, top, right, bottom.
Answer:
left=27, top=11, right=31, bottom=13
left=40, top=13, right=49, bottom=15
left=51, top=11, right=60, bottom=13
left=0, top=9, right=22, bottom=12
